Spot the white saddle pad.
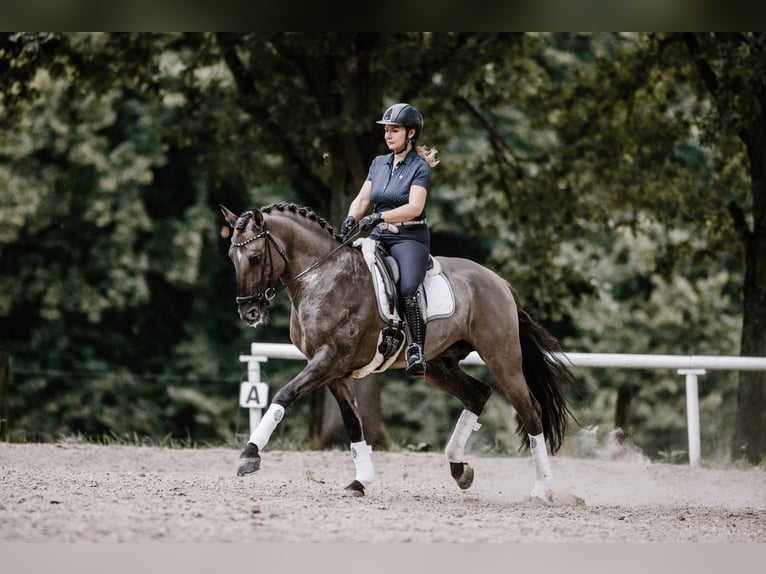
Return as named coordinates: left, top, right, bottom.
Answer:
left=354, top=238, right=456, bottom=323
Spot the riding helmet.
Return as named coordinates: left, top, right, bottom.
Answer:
left=376, top=103, right=424, bottom=140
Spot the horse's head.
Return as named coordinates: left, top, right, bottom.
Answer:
left=220, top=205, right=287, bottom=327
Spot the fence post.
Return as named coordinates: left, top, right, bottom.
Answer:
left=0, top=353, right=9, bottom=441
left=678, top=368, right=705, bottom=467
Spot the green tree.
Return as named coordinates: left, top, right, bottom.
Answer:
left=676, top=32, right=766, bottom=464
left=391, top=32, right=756, bottom=463
left=0, top=33, right=258, bottom=441
left=456, top=32, right=763, bottom=462
left=559, top=32, right=765, bottom=463
left=208, top=33, right=527, bottom=445
left=1, top=33, right=758, bottom=464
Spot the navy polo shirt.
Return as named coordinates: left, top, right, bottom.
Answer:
left=367, top=149, right=432, bottom=220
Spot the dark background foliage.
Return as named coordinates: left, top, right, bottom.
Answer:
left=1, top=33, right=764, bottom=464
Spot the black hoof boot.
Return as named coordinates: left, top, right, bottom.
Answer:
left=344, top=480, right=365, bottom=497
left=237, top=442, right=261, bottom=476
left=450, top=461, right=475, bottom=490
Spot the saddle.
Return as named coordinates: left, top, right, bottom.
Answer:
left=351, top=238, right=456, bottom=378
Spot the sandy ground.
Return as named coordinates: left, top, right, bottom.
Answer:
left=1, top=443, right=764, bottom=543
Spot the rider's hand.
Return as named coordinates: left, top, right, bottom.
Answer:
left=340, top=216, right=356, bottom=240
left=359, top=212, right=384, bottom=232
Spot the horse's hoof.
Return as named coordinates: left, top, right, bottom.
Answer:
left=529, top=490, right=552, bottom=506
left=238, top=457, right=260, bottom=476
left=450, top=462, right=474, bottom=490
left=344, top=480, right=365, bottom=497
left=549, top=491, right=586, bottom=506
left=237, top=443, right=261, bottom=476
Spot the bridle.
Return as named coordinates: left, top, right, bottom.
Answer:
left=231, top=227, right=287, bottom=305
left=231, top=220, right=361, bottom=306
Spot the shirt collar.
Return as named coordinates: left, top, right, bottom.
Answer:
left=385, top=148, right=416, bottom=166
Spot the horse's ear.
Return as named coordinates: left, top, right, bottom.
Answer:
left=220, top=205, right=239, bottom=228
left=251, top=209, right=264, bottom=228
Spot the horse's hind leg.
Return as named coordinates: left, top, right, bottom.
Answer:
left=426, top=347, right=492, bottom=491
left=326, top=377, right=375, bottom=498
left=481, top=348, right=553, bottom=503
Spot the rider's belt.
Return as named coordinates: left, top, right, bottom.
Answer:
left=377, top=219, right=427, bottom=234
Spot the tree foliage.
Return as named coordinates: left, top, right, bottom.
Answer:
left=0, top=33, right=763, bottom=464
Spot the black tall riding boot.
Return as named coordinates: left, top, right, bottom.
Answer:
left=403, top=294, right=427, bottom=377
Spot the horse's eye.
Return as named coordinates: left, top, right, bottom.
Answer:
left=249, top=253, right=262, bottom=264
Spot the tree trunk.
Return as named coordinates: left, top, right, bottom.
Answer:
left=307, top=391, right=324, bottom=447
left=614, top=384, right=637, bottom=442
left=732, top=246, right=766, bottom=464
left=732, top=128, right=766, bottom=464
left=319, top=375, right=390, bottom=449
left=0, top=353, right=9, bottom=441
left=313, top=41, right=389, bottom=448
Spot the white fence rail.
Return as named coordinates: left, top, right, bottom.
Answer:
left=239, top=343, right=766, bottom=466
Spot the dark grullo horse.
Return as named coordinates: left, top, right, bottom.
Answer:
left=221, top=202, right=580, bottom=503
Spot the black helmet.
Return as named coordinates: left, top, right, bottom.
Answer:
left=376, top=103, right=424, bottom=140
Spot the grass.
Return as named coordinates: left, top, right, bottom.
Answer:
left=4, top=429, right=243, bottom=449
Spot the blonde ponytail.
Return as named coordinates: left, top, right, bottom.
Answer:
left=416, top=144, right=440, bottom=168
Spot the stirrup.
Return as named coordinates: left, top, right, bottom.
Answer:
left=405, top=344, right=426, bottom=377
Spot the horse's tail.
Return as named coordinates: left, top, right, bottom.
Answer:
left=513, top=291, right=581, bottom=455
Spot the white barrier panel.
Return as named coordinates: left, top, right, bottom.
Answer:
left=240, top=343, right=766, bottom=466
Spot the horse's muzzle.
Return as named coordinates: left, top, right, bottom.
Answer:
left=238, top=300, right=269, bottom=327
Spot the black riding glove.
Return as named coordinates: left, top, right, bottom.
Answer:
left=359, top=212, right=384, bottom=232
left=340, top=216, right=356, bottom=240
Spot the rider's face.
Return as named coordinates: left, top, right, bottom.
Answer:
left=384, top=125, right=408, bottom=150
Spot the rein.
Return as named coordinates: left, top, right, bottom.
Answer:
left=233, top=221, right=361, bottom=305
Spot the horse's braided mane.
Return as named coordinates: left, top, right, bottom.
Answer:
left=235, top=211, right=252, bottom=231
left=260, top=202, right=335, bottom=237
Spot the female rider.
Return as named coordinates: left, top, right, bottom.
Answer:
left=340, top=103, right=439, bottom=377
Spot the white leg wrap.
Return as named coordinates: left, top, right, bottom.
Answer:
left=445, top=410, right=481, bottom=463
left=351, top=441, right=375, bottom=488
left=529, top=432, right=553, bottom=498
left=248, top=404, right=285, bottom=451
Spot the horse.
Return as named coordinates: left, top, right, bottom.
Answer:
left=220, top=202, right=580, bottom=503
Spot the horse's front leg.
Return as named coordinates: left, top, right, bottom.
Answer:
left=237, top=348, right=343, bottom=477
left=326, top=377, right=375, bottom=497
